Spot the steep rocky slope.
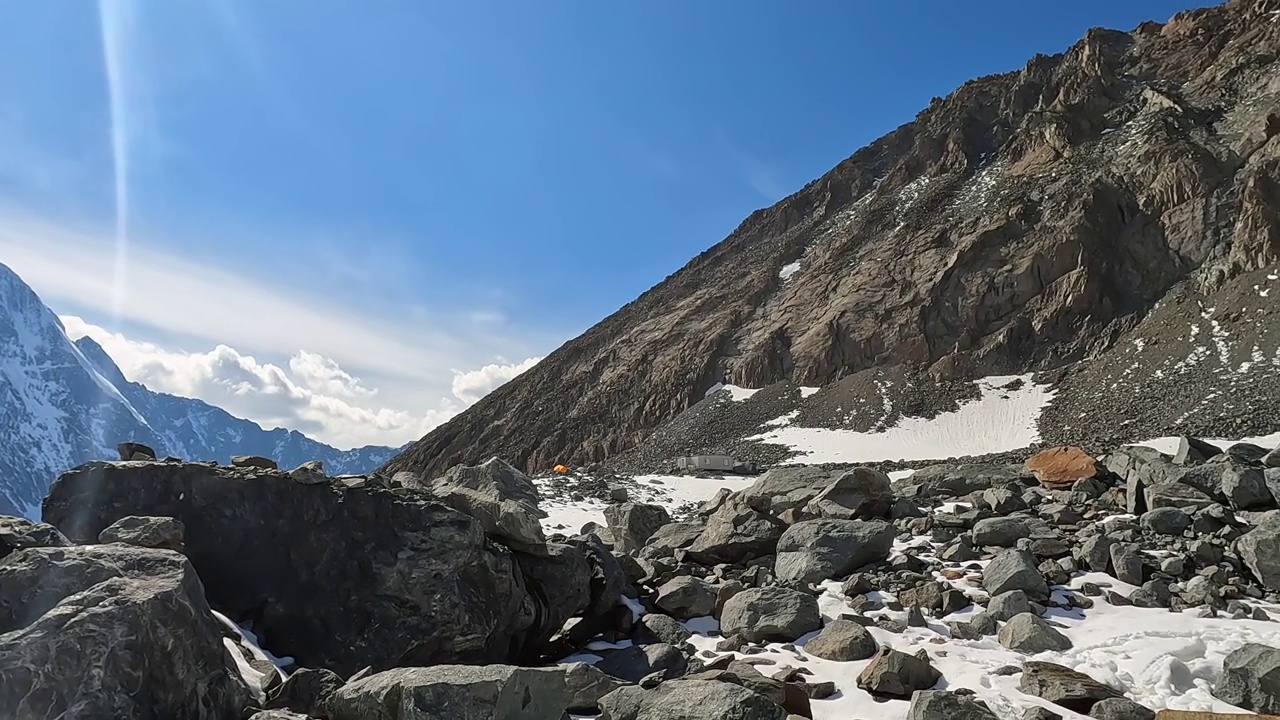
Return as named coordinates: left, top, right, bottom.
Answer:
left=387, top=0, right=1280, bottom=479
left=0, top=262, right=396, bottom=517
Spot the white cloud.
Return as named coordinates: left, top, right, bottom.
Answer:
left=451, top=357, right=542, bottom=404
left=61, top=315, right=540, bottom=449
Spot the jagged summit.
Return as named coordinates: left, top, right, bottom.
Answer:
left=386, top=0, right=1280, bottom=479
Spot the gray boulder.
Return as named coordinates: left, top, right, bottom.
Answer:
left=563, top=662, right=629, bottom=714
left=1237, top=521, right=1280, bottom=591
left=983, top=549, right=1049, bottom=599
left=633, top=613, right=692, bottom=646
left=0, top=515, right=68, bottom=560
left=323, top=665, right=569, bottom=720
left=596, top=643, right=688, bottom=683
left=1144, top=482, right=1216, bottom=511
left=1109, top=543, right=1144, bottom=586
left=265, top=667, right=344, bottom=717
left=894, top=463, right=1032, bottom=499
left=655, top=576, right=718, bottom=619
left=685, top=497, right=785, bottom=565
left=720, top=587, right=822, bottom=643
left=604, top=499, right=675, bottom=556
left=1074, top=536, right=1112, bottom=573
left=1018, top=662, right=1122, bottom=714
left=98, top=515, right=186, bottom=551
left=1104, top=446, right=1176, bottom=514
left=802, top=619, right=878, bottom=661
left=906, top=690, right=998, bottom=719
left=999, top=613, right=1072, bottom=653
left=972, top=517, right=1031, bottom=547
left=0, top=544, right=250, bottom=720
left=737, top=466, right=839, bottom=515
left=856, top=648, right=942, bottom=698
left=1022, top=708, right=1064, bottom=720
left=1223, top=464, right=1275, bottom=511
left=988, top=590, right=1033, bottom=621
left=638, top=522, right=703, bottom=559
left=774, top=518, right=893, bottom=586
left=1088, top=697, right=1155, bottom=719
left=597, top=679, right=788, bottom=720
left=1214, top=642, right=1280, bottom=714
left=432, top=457, right=549, bottom=551
left=802, top=468, right=894, bottom=520
left=983, top=486, right=1028, bottom=514
left=1265, top=448, right=1280, bottom=469
left=1139, top=507, right=1190, bottom=536
left=117, top=441, right=157, bottom=461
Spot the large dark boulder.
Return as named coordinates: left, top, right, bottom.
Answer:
left=0, top=544, right=250, bottom=719
left=907, top=690, right=998, bottom=719
left=428, top=457, right=549, bottom=552
left=720, top=586, right=822, bottom=643
left=802, top=467, right=894, bottom=520
left=1019, top=662, right=1122, bottom=713
left=737, top=466, right=840, bottom=516
left=42, top=461, right=593, bottom=676
left=1237, top=519, right=1280, bottom=591
left=605, top=502, right=673, bottom=555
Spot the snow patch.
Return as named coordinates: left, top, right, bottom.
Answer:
left=799, top=386, right=821, bottom=398
left=779, top=261, right=802, bottom=282
left=749, top=374, right=1054, bottom=464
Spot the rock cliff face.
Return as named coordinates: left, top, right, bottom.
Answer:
left=387, top=0, right=1280, bottom=478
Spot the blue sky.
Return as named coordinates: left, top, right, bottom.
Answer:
left=0, top=0, right=1210, bottom=447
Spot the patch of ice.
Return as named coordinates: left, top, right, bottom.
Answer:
left=799, top=386, right=821, bottom=398
left=779, top=261, right=802, bottom=282
left=213, top=610, right=292, bottom=704
left=748, top=374, right=1055, bottom=464
left=705, top=384, right=758, bottom=402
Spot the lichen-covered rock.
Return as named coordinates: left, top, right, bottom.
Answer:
left=1213, top=642, right=1280, bottom=714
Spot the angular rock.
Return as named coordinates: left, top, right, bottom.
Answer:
left=597, top=679, right=788, bottom=720
left=1214, top=642, right=1280, bottom=714
left=42, top=461, right=593, bottom=676
left=116, top=441, right=157, bottom=461
left=1174, top=436, right=1223, bottom=465
left=1018, top=662, right=1122, bottom=714
left=1144, top=482, right=1217, bottom=511
left=738, top=466, right=840, bottom=515
left=971, top=516, right=1031, bottom=547
left=894, top=463, right=1032, bottom=499
left=802, top=618, right=878, bottom=661
left=983, top=548, right=1049, bottom=599
left=564, top=662, right=629, bottom=714
left=1139, top=507, right=1191, bottom=536
left=433, top=457, right=549, bottom=551
left=983, top=486, right=1028, bottom=514
left=1088, top=697, right=1154, bottom=719
left=1022, top=708, right=1064, bottom=720
left=634, top=613, right=693, bottom=646
left=232, top=454, right=278, bottom=470
left=774, top=518, right=893, bottom=586
left=0, top=515, right=68, bottom=561
left=1104, top=446, right=1175, bottom=514
left=638, top=522, right=703, bottom=559
left=265, top=667, right=344, bottom=717
left=720, top=586, right=822, bottom=643
left=1237, top=521, right=1280, bottom=591
left=1222, top=464, right=1275, bottom=511
left=1026, top=447, right=1099, bottom=491
left=0, top=544, right=250, bottom=720
left=323, top=665, right=569, bottom=720
left=596, top=643, right=688, bottom=683
left=98, top=515, right=186, bottom=552
left=1109, top=543, right=1144, bottom=586
left=856, top=648, right=941, bottom=699
left=802, top=467, right=894, bottom=520
left=1265, top=448, right=1280, bottom=469
left=988, top=590, right=1033, bottom=621
left=655, top=576, right=718, bottom=619
left=685, top=496, right=786, bottom=565
left=998, top=613, right=1072, bottom=653
left=906, top=690, right=998, bottom=720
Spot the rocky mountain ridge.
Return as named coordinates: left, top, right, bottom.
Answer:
left=387, top=0, right=1280, bottom=480
left=0, top=262, right=397, bottom=518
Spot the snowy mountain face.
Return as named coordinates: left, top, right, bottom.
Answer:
left=0, top=263, right=396, bottom=519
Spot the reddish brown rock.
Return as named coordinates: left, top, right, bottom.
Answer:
left=1025, top=446, right=1100, bottom=490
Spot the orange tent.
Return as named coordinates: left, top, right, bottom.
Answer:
left=553, top=464, right=569, bottom=474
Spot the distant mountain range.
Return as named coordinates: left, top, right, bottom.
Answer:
left=0, top=262, right=399, bottom=519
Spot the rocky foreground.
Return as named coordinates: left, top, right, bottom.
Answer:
left=4, top=438, right=1280, bottom=718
